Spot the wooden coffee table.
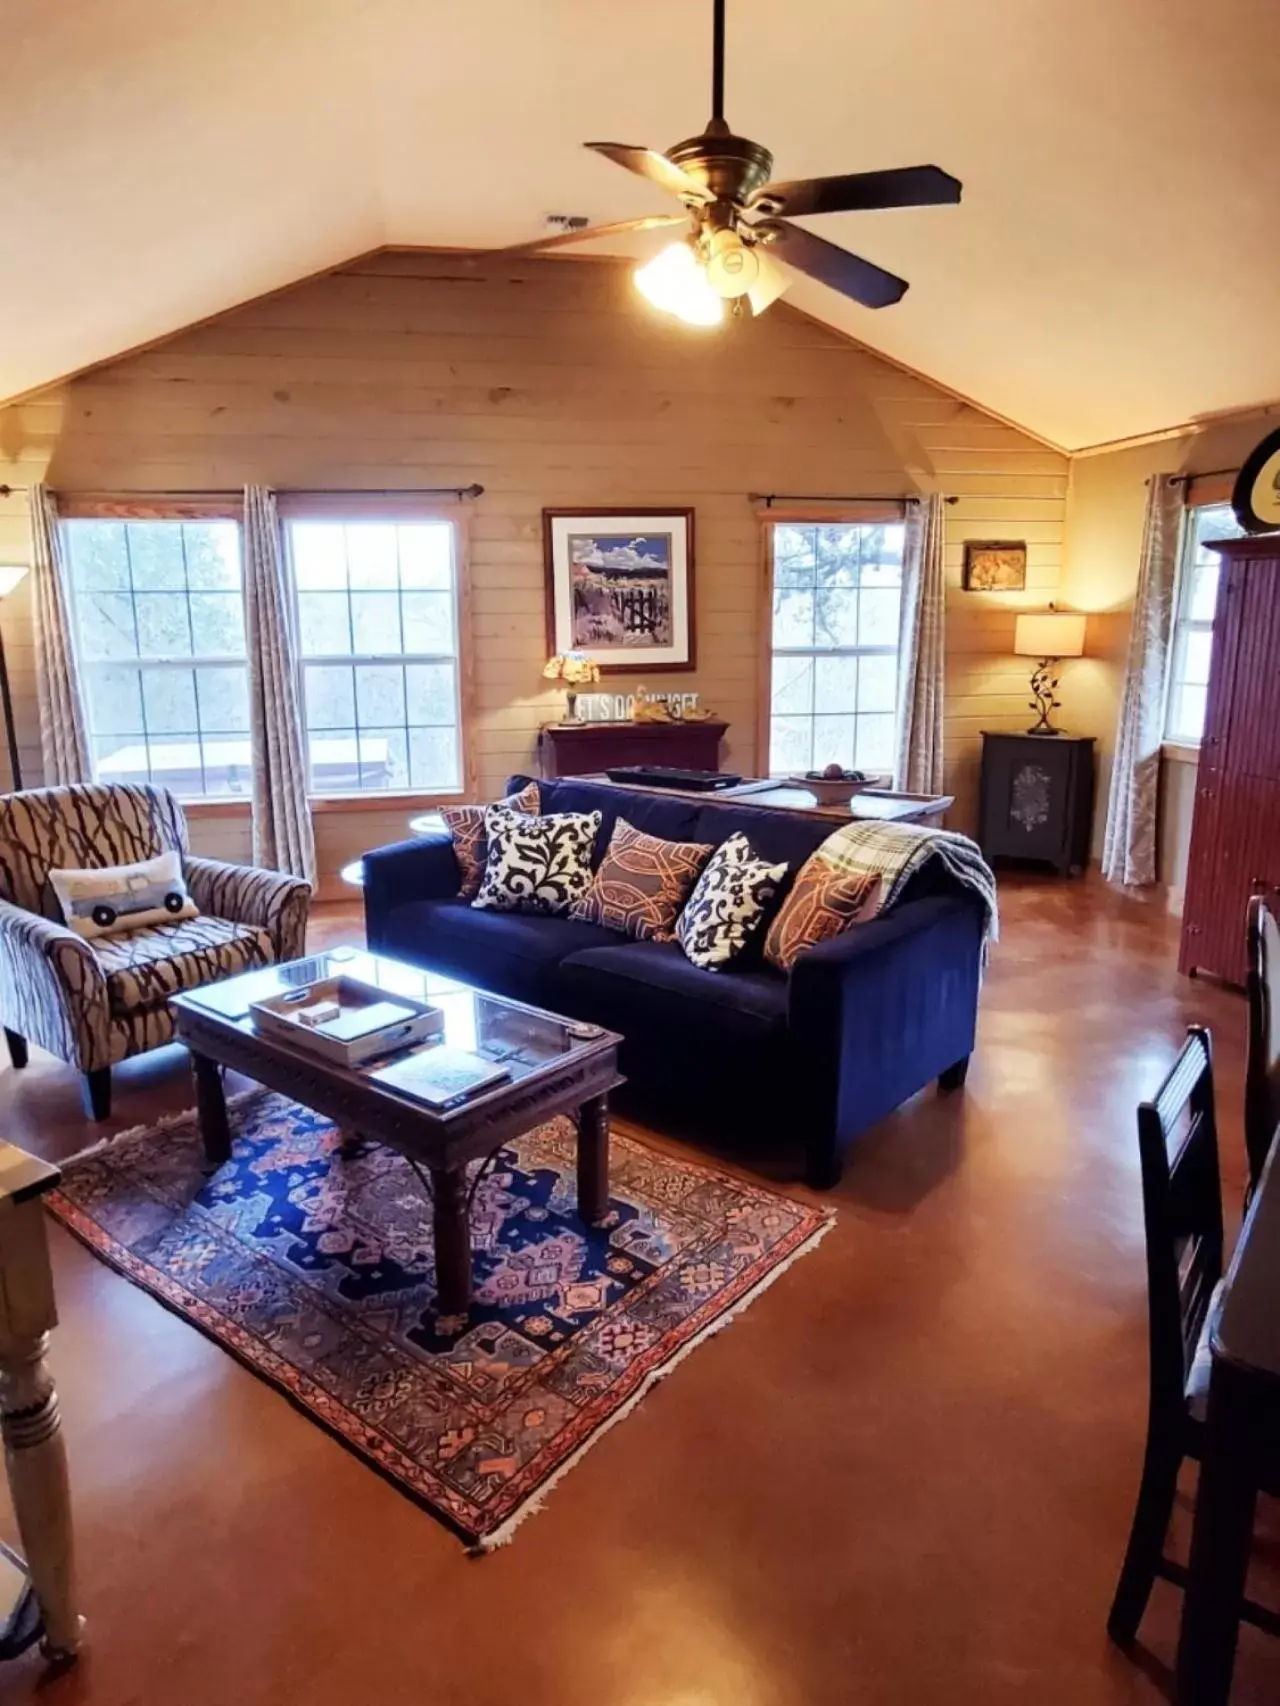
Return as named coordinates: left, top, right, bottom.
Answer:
left=171, top=950, right=623, bottom=1325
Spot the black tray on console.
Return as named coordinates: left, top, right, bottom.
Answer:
left=604, top=765, right=742, bottom=793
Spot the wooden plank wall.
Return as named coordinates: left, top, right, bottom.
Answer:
left=0, top=250, right=1068, bottom=876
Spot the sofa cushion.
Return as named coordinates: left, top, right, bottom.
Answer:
left=676, top=833, right=789, bottom=970
left=474, top=805, right=601, bottom=917
left=764, top=860, right=882, bottom=973
left=51, top=848, right=197, bottom=941
left=570, top=818, right=713, bottom=942
left=508, top=775, right=705, bottom=864
left=93, top=914, right=274, bottom=1014
left=377, top=898, right=621, bottom=1007
left=442, top=782, right=539, bottom=900
left=557, top=939, right=788, bottom=1049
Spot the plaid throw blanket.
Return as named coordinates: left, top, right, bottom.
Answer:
left=815, top=820, right=999, bottom=950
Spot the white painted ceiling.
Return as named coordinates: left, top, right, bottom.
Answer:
left=2, top=0, right=1277, bottom=449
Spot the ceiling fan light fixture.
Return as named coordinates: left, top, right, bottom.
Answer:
left=746, top=246, right=789, bottom=315
left=703, top=227, right=759, bottom=298
left=633, top=240, right=724, bottom=327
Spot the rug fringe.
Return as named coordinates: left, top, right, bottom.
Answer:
left=55, top=1086, right=268, bottom=1170
left=469, top=1207, right=837, bottom=1555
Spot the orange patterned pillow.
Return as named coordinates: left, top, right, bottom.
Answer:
left=442, top=782, right=539, bottom=899
left=763, top=861, right=882, bottom=973
left=570, top=818, right=713, bottom=942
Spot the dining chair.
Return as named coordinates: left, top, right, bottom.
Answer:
left=1245, top=894, right=1280, bottom=1199
left=1108, top=1025, right=1279, bottom=1648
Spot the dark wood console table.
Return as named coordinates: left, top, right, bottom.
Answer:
left=540, top=719, right=727, bottom=779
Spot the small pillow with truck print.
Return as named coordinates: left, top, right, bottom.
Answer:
left=442, top=782, right=540, bottom=900
left=763, top=857, right=882, bottom=974
left=676, top=833, right=789, bottom=969
left=49, top=848, right=197, bottom=941
left=473, top=803, right=602, bottom=917
left=571, top=817, right=714, bottom=942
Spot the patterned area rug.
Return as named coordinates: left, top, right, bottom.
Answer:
left=48, top=1093, right=832, bottom=1548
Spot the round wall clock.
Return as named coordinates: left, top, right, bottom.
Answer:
left=1232, top=424, right=1280, bottom=533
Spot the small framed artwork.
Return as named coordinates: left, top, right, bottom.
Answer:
left=543, top=508, right=696, bottom=674
left=962, top=540, right=1028, bottom=591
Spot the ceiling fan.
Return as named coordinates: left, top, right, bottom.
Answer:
left=506, top=0, right=962, bottom=326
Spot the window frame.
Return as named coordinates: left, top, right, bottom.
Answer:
left=278, top=497, right=475, bottom=807
left=757, top=505, right=907, bottom=780
left=1163, top=499, right=1244, bottom=750
left=61, top=499, right=253, bottom=809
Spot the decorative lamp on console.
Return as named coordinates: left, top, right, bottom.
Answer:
left=542, top=651, right=601, bottom=723
left=0, top=566, right=28, bottom=789
left=1014, top=608, right=1086, bottom=736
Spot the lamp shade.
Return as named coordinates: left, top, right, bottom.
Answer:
left=0, top=565, right=28, bottom=598
left=1014, top=611, right=1086, bottom=659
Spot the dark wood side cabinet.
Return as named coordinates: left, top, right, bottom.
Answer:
left=978, top=731, right=1095, bottom=875
left=1180, top=535, right=1280, bottom=985
left=540, top=719, right=727, bottom=779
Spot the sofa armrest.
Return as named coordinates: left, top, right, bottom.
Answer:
left=787, top=894, right=986, bottom=1186
left=184, top=856, right=312, bottom=962
left=0, top=898, right=111, bottom=1071
left=363, top=833, right=460, bottom=948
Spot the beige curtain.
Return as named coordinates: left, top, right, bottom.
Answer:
left=1101, top=476, right=1183, bottom=887
left=30, top=484, right=91, bottom=786
left=894, top=493, right=946, bottom=794
left=243, top=487, right=316, bottom=886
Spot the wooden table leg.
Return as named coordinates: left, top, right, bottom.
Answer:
left=0, top=1334, right=81, bottom=1663
left=1175, top=1362, right=1260, bottom=1706
left=577, top=1094, right=610, bottom=1225
left=192, top=1051, right=231, bottom=1166
left=431, top=1166, right=472, bottom=1323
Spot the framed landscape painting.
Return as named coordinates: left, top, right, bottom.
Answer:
left=962, top=539, right=1027, bottom=591
left=543, top=508, right=695, bottom=673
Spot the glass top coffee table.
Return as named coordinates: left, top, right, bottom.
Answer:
left=171, top=949, right=624, bottom=1327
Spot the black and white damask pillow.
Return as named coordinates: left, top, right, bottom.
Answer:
left=472, top=804, right=602, bottom=917
left=676, top=833, right=788, bottom=970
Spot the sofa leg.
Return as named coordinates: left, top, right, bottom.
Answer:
left=81, top=1069, right=111, bottom=1121
left=5, top=1028, right=28, bottom=1070
left=805, top=1136, right=843, bottom=1191
left=938, top=1054, right=971, bottom=1092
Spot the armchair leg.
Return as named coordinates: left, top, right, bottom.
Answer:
left=938, top=1054, right=971, bottom=1092
left=4, top=1029, right=28, bottom=1070
left=81, top=1069, right=111, bottom=1122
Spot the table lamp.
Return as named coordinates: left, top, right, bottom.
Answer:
left=1014, top=607, right=1086, bottom=736
left=542, top=651, right=600, bottom=723
left=0, top=567, right=28, bottom=789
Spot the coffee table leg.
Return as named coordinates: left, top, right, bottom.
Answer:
left=431, top=1166, right=472, bottom=1323
left=191, top=1052, right=231, bottom=1166
left=577, top=1094, right=610, bottom=1225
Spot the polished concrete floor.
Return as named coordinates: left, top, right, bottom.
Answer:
left=1, top=876, right=1276, bottom=1705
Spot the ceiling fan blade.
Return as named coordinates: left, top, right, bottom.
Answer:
left=767, top=222, right=908, bottom=308
left=585, top=142, right=711, bottom=202
left=752, top=165, right=962, bottom=218
left=498, top=214, right=690, bottom=256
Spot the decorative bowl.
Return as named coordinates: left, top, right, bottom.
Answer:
left=784, top=772, right=889, bottom=805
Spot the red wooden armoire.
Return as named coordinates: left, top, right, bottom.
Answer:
left=1180, top=534, right=1280, bottom=984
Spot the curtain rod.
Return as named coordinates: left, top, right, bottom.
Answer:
left=749, top=491, right=958, bottom=507
left=1149, top=468, right=1237, bottom=487
left=0, top=483, right=485, bottom=500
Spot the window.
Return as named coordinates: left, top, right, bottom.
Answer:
left=767, top=519, right=904, bottom=776
left=1165, top=502, right=1245, bottom=744
left=64, top=518, right=249, bottom=798
left=287, top=519, right=463, bottom=795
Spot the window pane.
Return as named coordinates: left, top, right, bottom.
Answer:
left=126, top=522, right=186, bottom=590
left=136, top=593, right=192, bottom=658
left=298, top=591, right=352, bottom=655
left=195, top=666, right=250, bottom=733
left=1169, top=685, right=1208, bottom=743
left=291, top=523, right=348, bottom=590
left=815, top=527, right=861, bottom=587
left=399, top=526, right=454, bottom=589
left=305, top=664, right=355, bottom=730
left=814, top=588, right=859, bottom=648
left=1182, top=628, right=1213, bottom=686
left=772, top=588, right=814, bottom=648
left=406, top=661, right=456, bottom=725
left=402, top=591, right=453, bottom=653
left=188, top=593, right=245, bottom=657
left=67, top=522, right=130, bottom=591
left=410, top=725, right=460, bottom=789
left=856, top=713, right=896, bottom=772
left=184, top=523, right=241, bottom=590
left=857, top=653, right=898, bottom=713
left=93, top=734, right=146, bottom=786
left=773, top=526, right=816, bottom=587
left=85, top=665, right=143, bottom=735
left=770, top=716, right=812, bottom=775
left=814, top=654, right=858, bottom=712
left=346, top=525, right=400, bottom=589
left=201, top=736, right=253, bottom=796
left=1185, top=560, right=1219, bottom=624
left=358, top=729, right=406, bottom=790
left=356, top=663, right=406, bottom=727
left=812, top=714, right=856, bottom=770
left=78, top=592, right=139, bottom=660
left=309, top=730, right=361, bottom=792
left=141, top=667, right=198, bottom=735
left=351, top=591, right=402, bottom=654
left=147, top=738, right=205, bottom=796
left=858, top=588, right=901, bottom=647
left=771, top=655, right=814, bottom=717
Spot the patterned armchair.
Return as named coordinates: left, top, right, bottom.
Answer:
left=0, top=784, right=311, bottom=1119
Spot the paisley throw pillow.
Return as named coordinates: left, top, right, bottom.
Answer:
left=676, top=833, right=789, bottom=969
left=442, top=782, right=540, bottom=899
left=473, top=804, right=602, bottom=916
left=763, top=859, right=882, bottom=973
left=570, top=818, right=714, bottom=942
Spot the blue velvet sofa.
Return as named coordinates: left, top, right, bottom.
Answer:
left=362, top=776, right=986, bottom=1187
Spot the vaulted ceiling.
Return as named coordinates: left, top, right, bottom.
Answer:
left=2, top=0, right=1277, bottom=450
